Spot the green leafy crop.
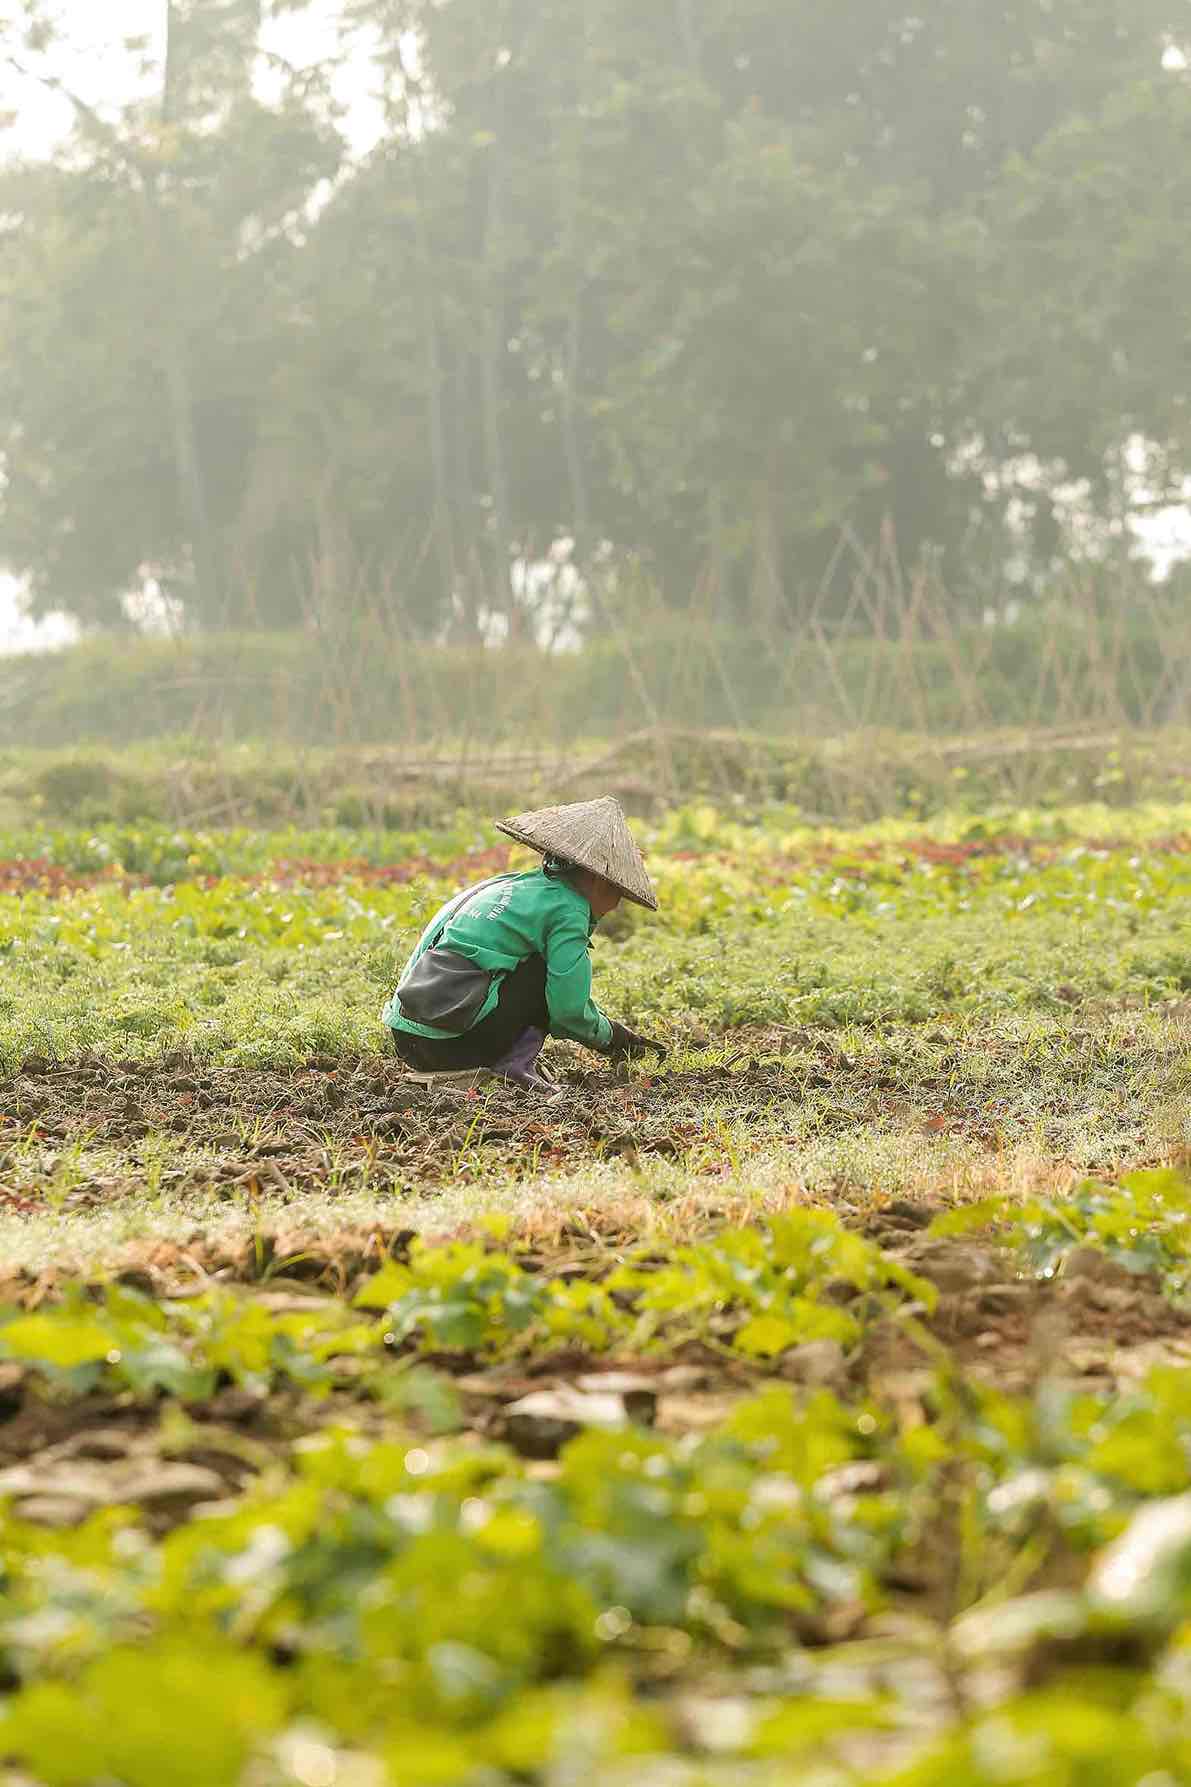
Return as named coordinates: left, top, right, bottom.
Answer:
left=355, top=1210, right=933, bottom=1361
left=0, top=1282, right=378, bottom=1402
left=933, top=1169, right=1191, bottom=1304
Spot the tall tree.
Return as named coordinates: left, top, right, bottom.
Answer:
left=0, top=1, right=341, bottom=626
left=5, top=0, right=1191, bottom=637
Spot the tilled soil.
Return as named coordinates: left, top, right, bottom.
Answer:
left=0, top=1036, right=1164, bottom=1220
left=0, top=1052, right=807, bottom=1211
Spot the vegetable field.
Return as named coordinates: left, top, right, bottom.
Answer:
left=5, top=801, right=1191, bottom=1783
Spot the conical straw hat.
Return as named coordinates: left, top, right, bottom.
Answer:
left=495, top=796, right=658, bottom=910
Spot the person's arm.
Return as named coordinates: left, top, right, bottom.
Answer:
left=542, top=913, right=613, bottom=1050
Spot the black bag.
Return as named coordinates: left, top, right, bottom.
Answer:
left=396, top=947, right=493, bottom=1033
left=395, top=872, right=517, bottom=1033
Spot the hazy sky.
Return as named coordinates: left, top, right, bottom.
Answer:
left=1, top=0, right=385, bottom=162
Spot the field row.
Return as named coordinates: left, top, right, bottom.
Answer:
left=2, top=813, right=1191, bottom=1064
left=4, top=795, right=1191, bottom=879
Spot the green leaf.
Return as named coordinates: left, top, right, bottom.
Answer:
left=0, top=1683, right=99, bottom=1786
left=354, top=1259, right=414, bottom=1310
left=1, top=1643, right=287, bottom=1787
left=751, top=1696, right=895, bottom=1756
left=734, top=1313, right=805, bottom=1357
left=0, top=1312, right=115, bottom=1370
left=928, top=1198, right=1007, bottom=1237
left=119, top=1336, right=214, bottom=1400
left=385, top=1726, right=476, bottom=1786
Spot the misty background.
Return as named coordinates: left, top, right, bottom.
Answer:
left=2, top=0, right=1191, bottom=768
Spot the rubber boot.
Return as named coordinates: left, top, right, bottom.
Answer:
left=489, top=1027, right=556, bottom=1093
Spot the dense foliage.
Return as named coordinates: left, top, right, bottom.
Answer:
left=3, top=0, right=1191, bottom=631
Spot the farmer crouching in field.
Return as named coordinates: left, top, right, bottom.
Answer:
left=383, top=797, right=665, bottom=1093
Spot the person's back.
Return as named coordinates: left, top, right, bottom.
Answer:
left=385, top=866, right=612, bottom=1053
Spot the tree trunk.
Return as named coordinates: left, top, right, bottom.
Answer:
left=451, top=351, right=483, bottom=639
left=554, top=0, right=597, bottom=639
left=556, top=111, right=591, bottom=568
left=675, top=0, right=701, bottom=72
left=157, top=0, right=223, bottom=623
left=396, top=42, right=458, bottom=636
left=480, top=57, right=514, bottom=632
left=560, top=295, right=591, bottom=559
left=749, top=447, right=785, bottom=630
left=413, top=175, right=459, bottom=636
left=707, top=484, right=730, bottom=622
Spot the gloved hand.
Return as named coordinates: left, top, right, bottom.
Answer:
left=607, top=1020, right=667, bottom=1062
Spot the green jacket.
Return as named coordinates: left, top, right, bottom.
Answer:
left=383, top=868, right=614, bottom=1051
